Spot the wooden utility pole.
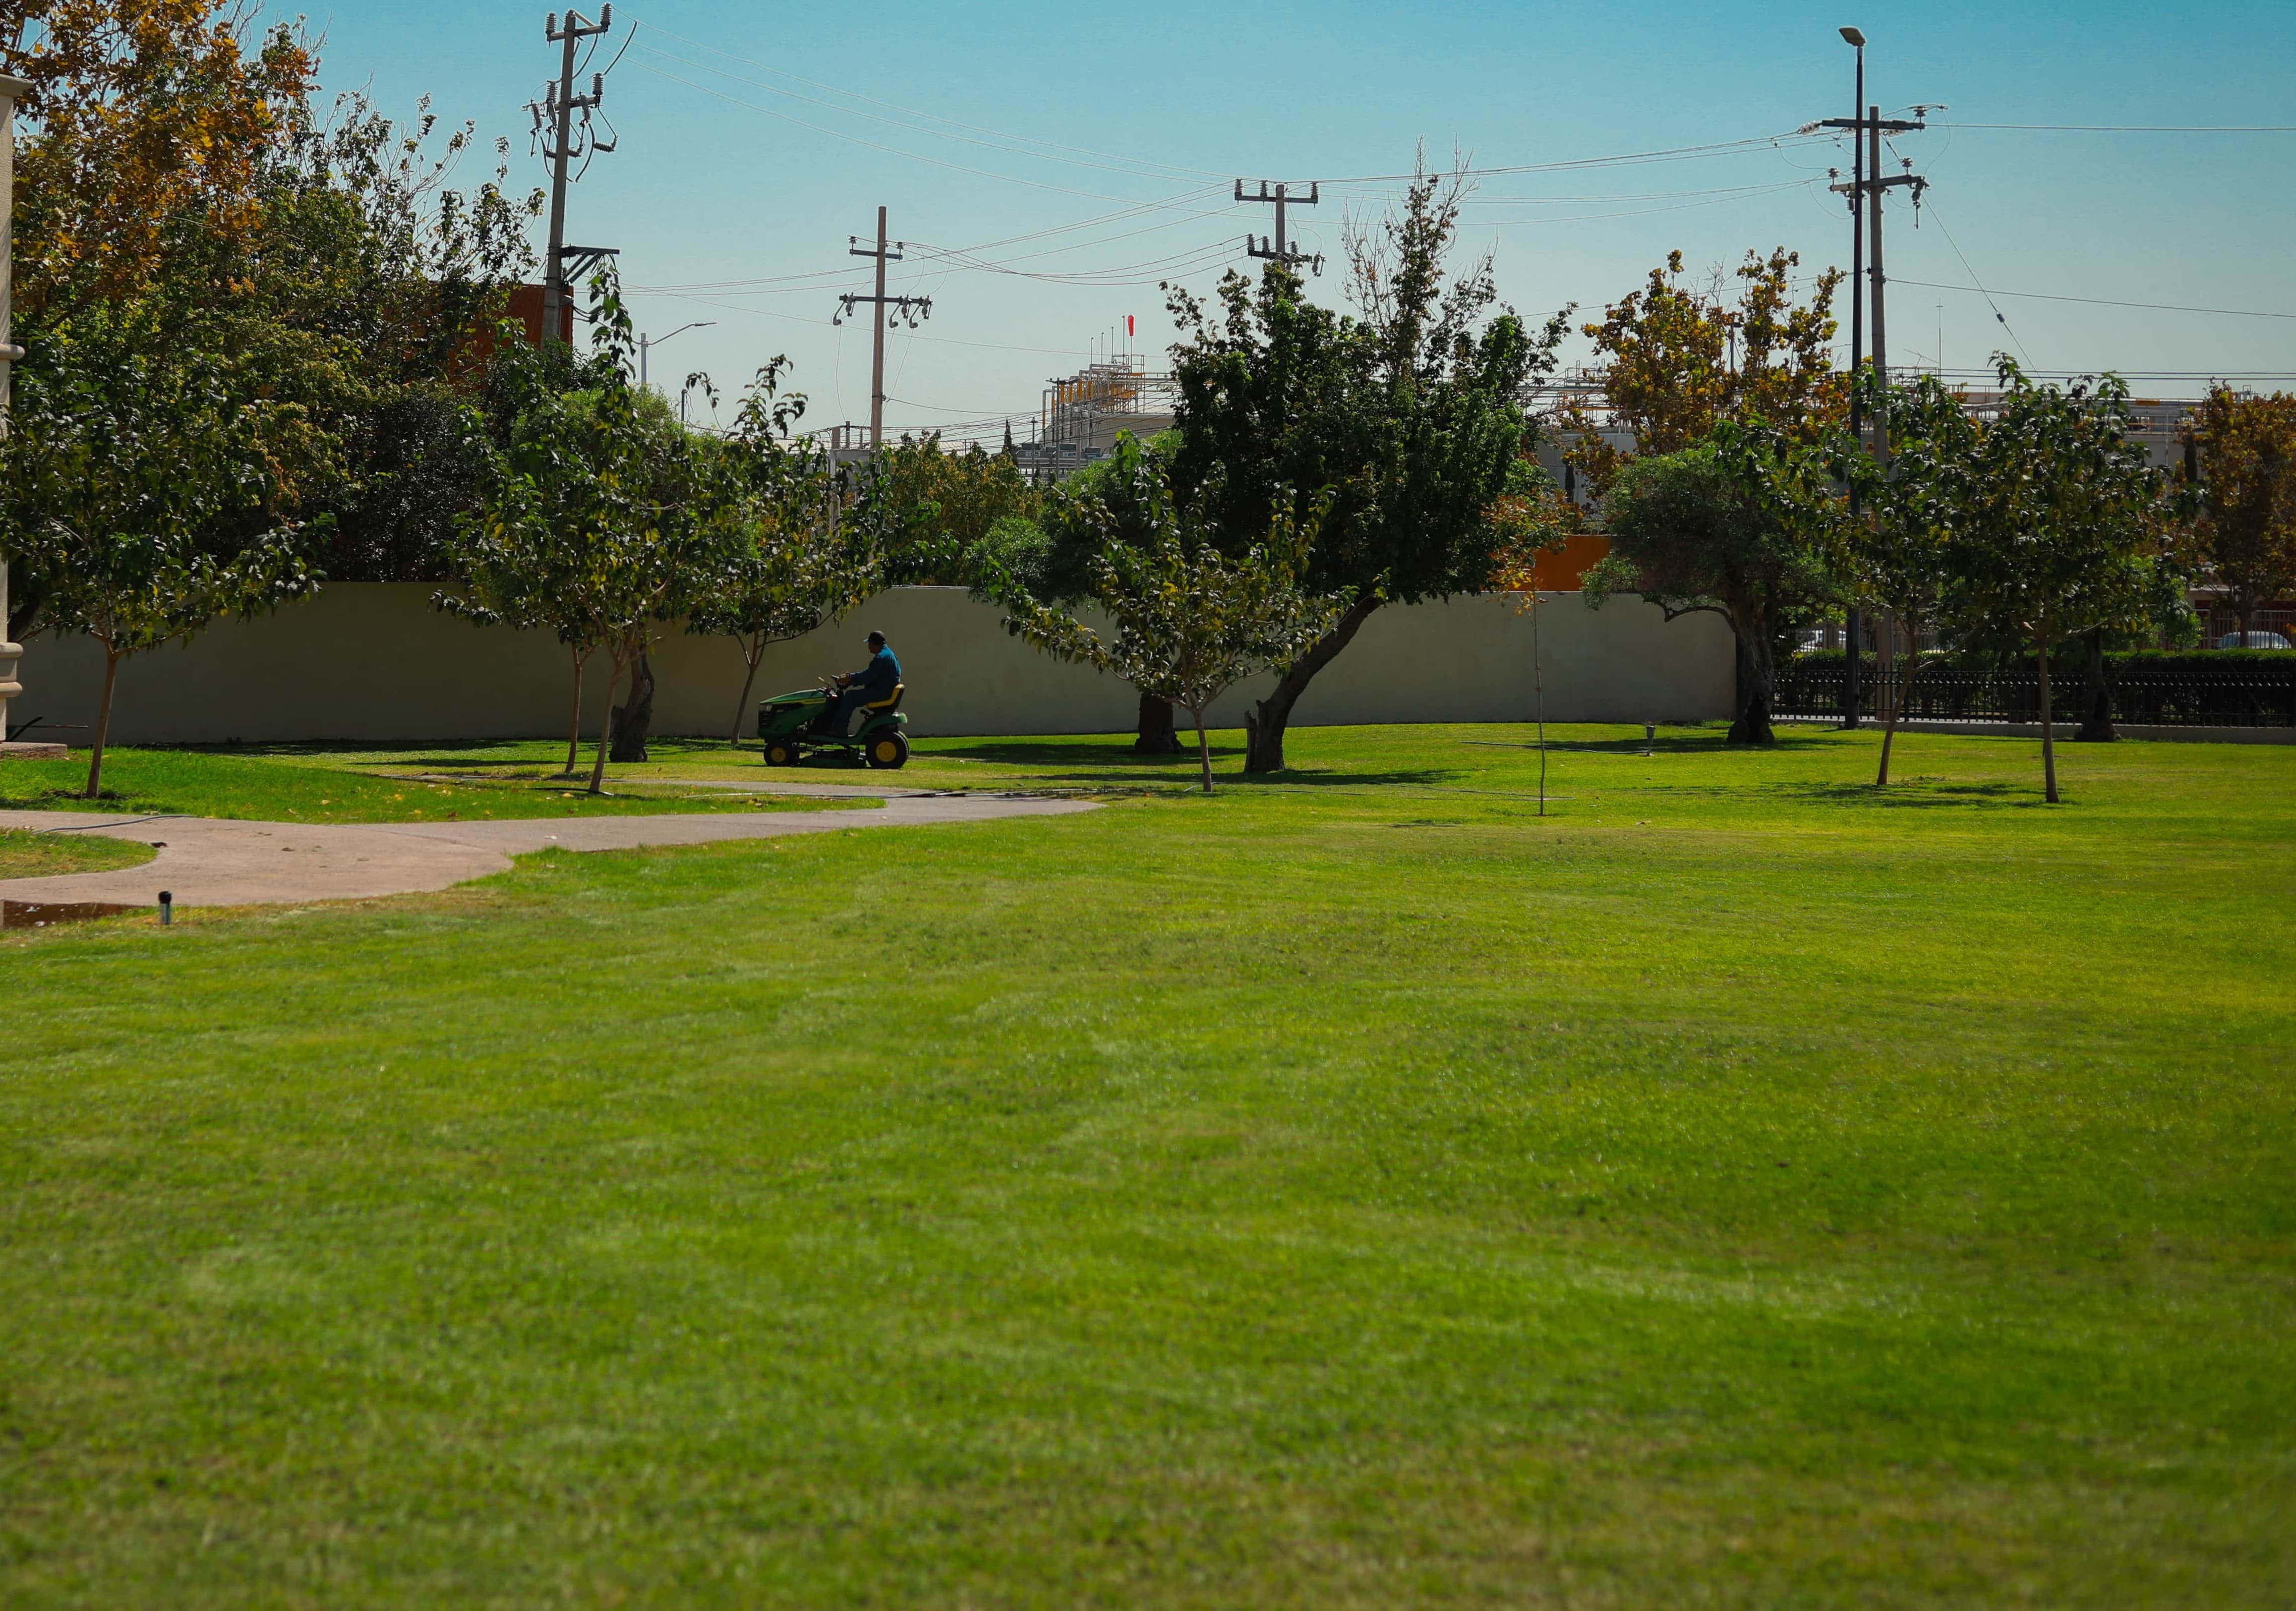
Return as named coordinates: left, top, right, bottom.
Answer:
left=835, top=207, right=932, bottom=446
left=533, top=7, right=616, bottom=345
left=1236, top=180, right=1324, bottom=274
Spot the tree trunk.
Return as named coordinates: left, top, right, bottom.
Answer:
left=1134, top=691, right=1183, bottom=756
left=588, top=652, right=623, bottom=795
left=563, top=644, right=591, bottom=777
left=730, top=636, right=767, bottom=745
left=1875, top=639, right=1929, bottom=787
left=82, top=645, right=122, bottom=800
left=1727, top=626, right=1776, bottom=746
left=1244, top=595, right=1381, bottom=774
left=610, top=647, right=656, bottom=763
left=1190, top=703, right=1214, bottom=793
left=2075, top=628, right=2117, bottom=742
left=2036, top=615, right=2059, bottom=804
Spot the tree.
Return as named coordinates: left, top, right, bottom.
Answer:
left=5, top=1, right=539, bottom=659
left=1562, top=248, right=1845, bottom=492
left=0, top=302, right=320, bottom=795
left=5, top=0, right=316, bottom=653
left=967, top=431, right=1189, bottom=755
left=849, top=431, right=1039, bottom=584
left=1837, top=370, right=1982, bottom=784
left=1167, top=160, right=1557, bottom=772
left=686, top=361, right=881, bottom=742
left=5, top=1, right=315, bottom=325
left=258, top=90, right=540, bottom=583
left=996, top=468, right=1337, bottom=793
left=446, top=277, right=729, bottom=793
left=1584, top=419, right=1844, bottom=746
left=1947, top=361, right=2172, bottom=803
left=2190, top=386, right=2296, bottom=641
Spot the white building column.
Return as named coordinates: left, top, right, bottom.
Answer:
left=0, top=71, right=62, bottom=758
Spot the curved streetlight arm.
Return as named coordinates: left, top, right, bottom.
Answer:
left=637, top=320, right=714, bottom=387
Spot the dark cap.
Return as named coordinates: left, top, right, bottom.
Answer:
left=866, top=629, right=886, bottom=646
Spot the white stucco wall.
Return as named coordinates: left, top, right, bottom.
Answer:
left=9, top=584, right=1732, bottom=745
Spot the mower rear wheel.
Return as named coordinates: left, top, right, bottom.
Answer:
left=763, top=737, right=802, bottom=767
left=864, top=731, right=910, bottom=770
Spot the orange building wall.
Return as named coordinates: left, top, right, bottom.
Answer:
left=1517, top=532, right=1611, bottom=592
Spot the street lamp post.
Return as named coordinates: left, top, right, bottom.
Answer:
left=0, top=71, right=62, bottom=759
left=638, top=321, right=713, bottom=392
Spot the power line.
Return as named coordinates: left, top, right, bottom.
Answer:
left=1475, top=181, right=1819, bottom=226
left=1934, top=121, right=2296, bottom=133
left=632, top=39, right=1221, bottom=187
left=1916, top=199, right=2032, bottom=366
left=625, top=191, right=1226, bottom=295
left=1321, top=132, right=1833, bottom=185
left=620, top=13, right=1230, bottom=182
left=1889, top=277, right=2296, bottom=322
left=630, top=61, right=1152, bottom=201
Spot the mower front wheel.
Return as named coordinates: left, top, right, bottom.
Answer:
left=763, top=737, right=803, bottom=767
left=864, top=731, right=910, bottom=770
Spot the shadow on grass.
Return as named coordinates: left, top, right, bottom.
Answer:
left=1774, top=780, right=2051, bottom=810
left=920, top=737, right=1456, bottom=789
left=1458, top=731, right=1838, bottom=756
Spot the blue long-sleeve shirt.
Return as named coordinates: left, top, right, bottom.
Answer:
left=848, top=645, right=901, bottom=699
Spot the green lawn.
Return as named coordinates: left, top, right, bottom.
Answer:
left=2, top=723, right=2291, bottom=1607
left=0, top=826, right=156, bottom=881
left=0, top=744, right=871, bottom=824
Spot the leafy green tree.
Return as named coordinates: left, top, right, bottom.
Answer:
left=1585, top=419, right=1844, bottom=746
left=687, top=361, right=881, bottom=741
left=256, top=90, right=540, bottom=583
left=0, top=303, right=321, bottom=795
left=8, top=7, right=537, bottom=607
left=849, top=431, right=1039, bottom=584
left=997, top=467, right=1336, bottom=793
left=1837, top=370, right=1982, bottom=784
left=446, top=278, right=730, bottom=793
left=969, top=432, right=1190, bottom=754
left=1946, top=362, right=2174, bottom=802
left=1166, top=162, right=1559, bottom=772
left=2190, top=385, right=2296, bottom=642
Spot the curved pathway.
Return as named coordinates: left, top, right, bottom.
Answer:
left=0, top=791, right=1092, bottom=910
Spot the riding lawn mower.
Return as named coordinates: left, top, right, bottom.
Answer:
left=756, top=682, right=910, bottom=769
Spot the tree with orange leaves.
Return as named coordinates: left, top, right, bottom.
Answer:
left=1561, top=248, right=1845, bottom=495
left=1, top=1, right=537, bottom=785
left=5, top=0, right=313, bottom=320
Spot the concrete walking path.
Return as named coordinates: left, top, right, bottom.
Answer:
left=0, top=792, right=1093, bottom=910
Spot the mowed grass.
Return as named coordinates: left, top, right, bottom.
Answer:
left=0, top=827, right=155, bottom=880
left=1, top=724, right=2291, bottom=1607
left=0, top=745, right=870, bottom=824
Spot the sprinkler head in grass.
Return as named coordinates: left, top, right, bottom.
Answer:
left=158, top=891, right=172, bottom=926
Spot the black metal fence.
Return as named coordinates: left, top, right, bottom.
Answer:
left=1776, top=655, right=2296, bottom=728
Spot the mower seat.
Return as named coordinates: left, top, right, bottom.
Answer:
left=863, top=683, right=905, bottom=714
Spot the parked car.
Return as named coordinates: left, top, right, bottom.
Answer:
left=2216, top=630, right=2293, bottom=651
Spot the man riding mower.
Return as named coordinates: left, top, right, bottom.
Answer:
left=756, top=629, right=911, bottom=769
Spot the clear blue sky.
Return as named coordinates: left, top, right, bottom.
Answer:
left=307, top=0, right=2296, bottom=439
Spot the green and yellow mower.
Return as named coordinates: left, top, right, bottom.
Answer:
left=757, top=683, right=910, bottom=769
